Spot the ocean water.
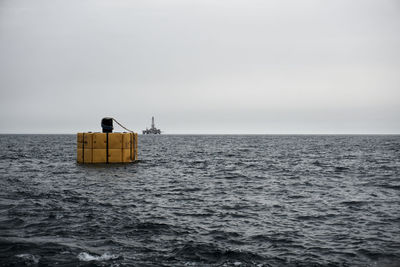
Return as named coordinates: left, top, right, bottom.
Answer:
left=0, top=134, right=399, bottom=267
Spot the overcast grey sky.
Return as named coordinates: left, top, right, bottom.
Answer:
left=0, top=0, right=399, bottom=134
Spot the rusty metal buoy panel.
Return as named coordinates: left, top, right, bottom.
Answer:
left=77, top=132, right=138, bottom=164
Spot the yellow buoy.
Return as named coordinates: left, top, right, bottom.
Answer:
left=77, top=118, right=138, bottom=164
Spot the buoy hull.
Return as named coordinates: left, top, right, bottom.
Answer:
left=77, top=132, right=138, bottom=163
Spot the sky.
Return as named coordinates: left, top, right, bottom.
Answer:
left=0, top=0, right=399, bottom=134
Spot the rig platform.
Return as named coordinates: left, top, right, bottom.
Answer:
left=142, top=116, right=161, bottom=134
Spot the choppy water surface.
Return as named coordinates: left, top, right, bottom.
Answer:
left=0, top=135, right=399, bottom=266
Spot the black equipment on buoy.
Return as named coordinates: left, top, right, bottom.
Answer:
left=101, top=117, right=113, bottom=133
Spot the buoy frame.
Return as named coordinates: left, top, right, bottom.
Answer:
left=77, top=132, right=138, bottom=164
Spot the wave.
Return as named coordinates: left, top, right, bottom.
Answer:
left=77, top=252, right=119, bottom=262
left=171, top=242, right=264, bottom=265
left=15, top=253, right=40, bottom=265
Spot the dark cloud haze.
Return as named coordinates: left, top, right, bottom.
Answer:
left=1, top=0, right=399, bottom=134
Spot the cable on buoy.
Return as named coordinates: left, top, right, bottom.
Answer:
left=112, top=118, right=135, bottom=133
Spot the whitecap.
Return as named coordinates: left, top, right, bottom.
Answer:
left=77, top=251, right=118, bottom=261
left=16, top=253, right=40, bottom=264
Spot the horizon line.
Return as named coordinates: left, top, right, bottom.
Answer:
left=0, top=133, right=399, bottom=136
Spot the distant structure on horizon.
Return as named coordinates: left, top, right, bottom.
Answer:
left=142, top=116, right=161, bottom=134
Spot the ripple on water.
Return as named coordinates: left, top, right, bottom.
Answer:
left=0, top=135, right=399, bottom=266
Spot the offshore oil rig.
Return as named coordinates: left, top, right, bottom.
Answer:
left=142, top=116, right=161, bottom=134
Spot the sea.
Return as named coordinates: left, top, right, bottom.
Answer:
left=0, top=134, right=399, bottom=267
